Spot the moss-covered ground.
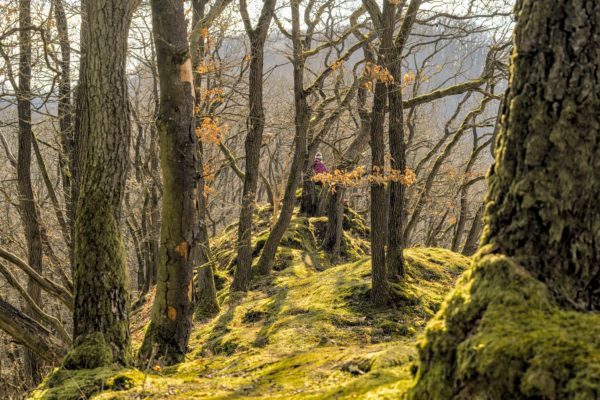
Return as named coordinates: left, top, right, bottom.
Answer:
left=30, top=211, right=469, bottom=400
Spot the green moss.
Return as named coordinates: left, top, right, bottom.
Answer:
left=29, top=368, right=143, bottom=400
left=410, top=252, right=600, bottom=400
left=63, top=332, right=114, bottom=370
left=339, top=230, right=369, bottom=261
left=34, top=246, right=467, bottom=399
left=36, top=203, right=477, bottom=399
left=212, top=268, right=229, bottom=291
left=342, top=206, right=370, bottom=238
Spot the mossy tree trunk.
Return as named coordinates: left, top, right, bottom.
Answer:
left=256, top=0, right=309, bottom=276
left=139, top=0, right=199, bottom=365
left=411, top=1, right=600, bottom=398
left=482, top=0, right=600, bottom=310
left=231, top=0, right=277, bottom=291
left=66, top=0, right=137, bottom=370
left=17, top=0, right=44, bottom=384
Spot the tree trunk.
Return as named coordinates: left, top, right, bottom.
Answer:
left=256, top=0, right=309, bottom=276
left=300, top=177, right=317, bottom=216
left=143, top=44, right=161, bottom=293
left=232, top=44, right=265, bottom=291
left=365, top=1, right=395, bottom=306
left=386, top=58, right=406, bottom=279
left=139, top=0, right=199, bottom=366
left=481, top=0, right=600, bottom=310
left=70, top=0, right=88, bottom=254
left=66, top=0, right=136, bottom=369
left=191, top=0, right=219, bottom=317
left=369, top=78, right=389, bottom=305
left=53, top=0, right=74, bottom=261
left=231, top=0, right=277, bottom=291
left=17, top=0, right=44, bottom=385
left=195, top=263, right=219, bottom=319
left=461, top=204, right=483, bottom=256
left=387, top=0, right=421, bottom=280
left=322, top=187, right=345, bottom=260
left=411, top=2, right=600, bottom=398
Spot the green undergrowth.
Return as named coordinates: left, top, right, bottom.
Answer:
left=410, top=247, right=600, bottom=400
left=31, top=208, right=469, bottom=399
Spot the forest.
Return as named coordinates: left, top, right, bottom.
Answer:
left=0, top=0, right=598, bottom=398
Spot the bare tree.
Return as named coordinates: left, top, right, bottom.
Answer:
left=232, top=0, right=277, bottom=292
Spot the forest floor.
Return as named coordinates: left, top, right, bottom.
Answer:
left=30, top=209, right=470, bottom=399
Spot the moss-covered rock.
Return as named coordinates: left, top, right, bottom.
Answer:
left=409, top=251, right=600, bottom=400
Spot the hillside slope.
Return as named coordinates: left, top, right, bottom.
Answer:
left=31, top=212, right=470, bottom=400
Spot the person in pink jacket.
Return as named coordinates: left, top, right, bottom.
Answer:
left=312, top=152, right=328, bottom=175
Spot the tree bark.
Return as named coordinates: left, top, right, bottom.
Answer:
left=231, top=0, right=277, bottom=291
left=139, top=0, right=199, bottom=365
left=300, top=178, right=317, bottom=216
left=481, top=0, right=600, bottom=310
left=410, top=3, right=600, bottom=398
left=66, top=0, right=137, bottom=369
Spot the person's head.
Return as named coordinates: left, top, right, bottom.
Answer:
left=315, top=152, right=323, bottom=162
